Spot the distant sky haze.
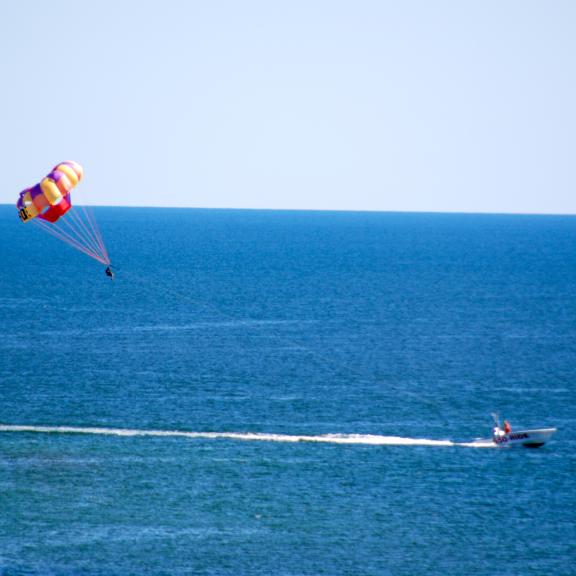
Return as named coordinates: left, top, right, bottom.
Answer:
left=2, top=1, right=575, bottom=214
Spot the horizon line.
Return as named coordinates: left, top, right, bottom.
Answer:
left=1, top=203, right=575, bottom=218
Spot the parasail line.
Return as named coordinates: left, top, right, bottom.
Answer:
left=67, top=207, right=108, bottom=263
left=34, top=220, right=107, bottom=264
left=57, top=216, right=105, bottom=262
left=79, top=200, right=110, bottom=263
left=67, top=207, right=101, bottom=253
left=62, top=209, right=103, bottom=258
left=35, top=221, right=105, bottom=264
left=78, top=204, right=109, bottom=263
left=34, top=218, right=92, bottom=256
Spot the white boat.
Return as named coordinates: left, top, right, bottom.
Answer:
left=475, top=427, right=557, bottom=448
left=477, top=414, right=557, bottom=448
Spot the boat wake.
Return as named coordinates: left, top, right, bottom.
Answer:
left=0, top=424, right=495, bottom=448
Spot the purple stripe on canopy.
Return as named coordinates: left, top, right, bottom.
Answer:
left=29, top=183, right=43, bottom=199
left=50, top=170, right=64, bottom=183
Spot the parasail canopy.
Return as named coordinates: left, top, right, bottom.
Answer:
left=16, top=161, right=110, bottom=265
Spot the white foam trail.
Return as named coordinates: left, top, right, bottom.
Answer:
left=0, top=424, right=494, bottom=447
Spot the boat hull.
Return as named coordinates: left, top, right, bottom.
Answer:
left=487, top=428, right=557, bottom=448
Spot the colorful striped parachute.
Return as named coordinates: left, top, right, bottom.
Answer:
left=17, top=161, right=110, bottom=266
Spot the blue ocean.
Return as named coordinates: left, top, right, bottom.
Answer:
left=0, top=206, right=574, bottom=575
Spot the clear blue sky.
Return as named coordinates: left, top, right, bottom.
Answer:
left=2, top=1, right=575, bottom=213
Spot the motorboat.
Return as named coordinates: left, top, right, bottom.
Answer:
left=475, top=427, right=557, bottom=448
left=476, top=414, right=557, bottom=448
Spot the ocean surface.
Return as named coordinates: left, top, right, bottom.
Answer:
left=0, top=206, right=574, bottom=575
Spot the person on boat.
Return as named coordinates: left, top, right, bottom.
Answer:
left=105, top=266, right=114, bottom=279
left=492, top=423, right=505, bottom=441
left=504, top=420, right=511, bottom=434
